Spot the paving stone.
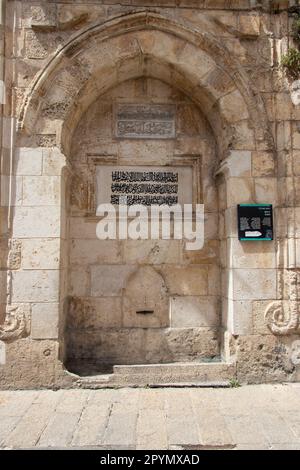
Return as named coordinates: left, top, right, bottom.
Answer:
left=37, top=413, right=82, bottom=448
left=54, top=389, right=90, bottom=414
left=0, top=391, right=40, bottom=417
left=222, top=414, right=268, bottom=446
left=103, top=405, right=138, bottom=447
left=136, top=409, right=168, bottom=450
left=4, top=403, right=58, bottom=448
left=102, top=389, right=140, bottom=447
left=71, top=403, right=110, bottom=447
left=0, top=417, right=21, bottom=446
left=164, top=389, right=199, bottom=446
left=2, top=390, right=64, bottom=448
left=254, top=409, right=298, bottom=445
left=0, top=386, right=300, bottom=449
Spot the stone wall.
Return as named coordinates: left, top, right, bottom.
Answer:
left=0, top=0, right=300, bottom=387
left=65, top=78, right=220, bottom=368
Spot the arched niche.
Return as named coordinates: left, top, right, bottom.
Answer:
left=65, top=76, right=220, bottom=370
left=19, top=11, right=274, bottom=160
left=11, top=11, right=276, bottom=373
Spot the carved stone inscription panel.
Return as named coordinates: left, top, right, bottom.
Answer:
left=96, top=165, right=193, bottom=206
left=115, top=104, right=176, bottom=139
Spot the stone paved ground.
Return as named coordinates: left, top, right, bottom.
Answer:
left=0, top=384, right=300, bottom=450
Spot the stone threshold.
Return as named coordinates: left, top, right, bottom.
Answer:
left=67, top=361, right=236, bottom=389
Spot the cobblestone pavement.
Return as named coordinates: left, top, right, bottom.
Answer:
left=0, top=384, right=300, bottom=450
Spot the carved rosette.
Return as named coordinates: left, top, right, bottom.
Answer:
left=265, top=270, right=300, bottom=335
left=0, top=306, right=30, bottom=343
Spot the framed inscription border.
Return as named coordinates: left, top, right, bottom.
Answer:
left=114, top=103, right=177, bottom=140
left=86, top=154, right=202, bottom=219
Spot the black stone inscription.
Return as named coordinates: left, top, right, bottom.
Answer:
left=111, top=171, right=179, bottom=206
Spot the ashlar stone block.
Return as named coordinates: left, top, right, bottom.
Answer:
left=21, top=238, right=60, bottom=270
left=231, top=268, right=276, bottom=301
left=170, top=296, right=220, bottom=328
left=12, top=206, right=61, bottom=238
left=11, top=270, right=60, bottom=303
left=22, top=176, right=61, bottom=206
left=70, top=239, right=121, bottom=266
left=31, top=303, right=59, bottom=340
left=220, top=90, right=249, bottom=122
left=91, top=265, right=135, bottom=297
left=228, top=239, right=276, bottom=269
left=160, top=266, right=208, bottom=296
left=14, top=148, right=43, bottom=176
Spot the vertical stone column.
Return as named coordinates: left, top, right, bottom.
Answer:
left=0, top=0, right=5, bottom=363
left=216, top=148, right=278, bottom=360
left=0, top=145, right=68, bottom=385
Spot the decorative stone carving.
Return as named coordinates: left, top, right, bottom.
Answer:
left=8, top=240, right=22, bottom=270
left=0, top=305, right=30, bottom=343
left=265, top=270, right=300, bottom=335
left=71, top=175, right=93, bottom=213
left=115, top=104, right=176, bottom=139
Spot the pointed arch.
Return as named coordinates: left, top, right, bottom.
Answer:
left=19, top=11, right=274, bottom=159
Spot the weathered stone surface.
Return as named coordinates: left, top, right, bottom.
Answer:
left=22, top=176, right=61, bottom=206
left=70, top=239, right=121, bottom=266
left=228, top=239, right=276, bottom=269
left=159, top=266, right=208, bottom=296
left=239, top=13, right=260, bottom=37
left=2, top=386, right=300, bottom=449
left=21, top=238, right=60, bottom=270
left=252, top=151, right=275, bottom=177
left=0, top=340, right=60, bottom=389
left=31, top=303, right=59, bottom=340
left=90, top=265, right=135, bottom=297
left=13, top=148, right=43, bottom=176
left=228, top=299, right=253, bottom=335
left=69, top=269, right=90, bottom=297
left=170, top=296, right=220, bottom=328
left=123, top=266, right=169, bottom=328
left=8, top=239, right=22, bottom=270
left=1, top=3, right=298, bottom=389
left=226, top=178, right=253, bottom=206
left=11, top=270, right=59, bottom=303
left=231, top=268, right=277, bottom=301
left=30, top=5, right=57, bottom=30
left=42, top=148, right=66, bottom=175
left=0, top=341, right=6, bottom=365
left=122, top=240, right=181, bottom=265
left=254, top=177, right=277, bottom=204
left=68, top=297, right=122, bottom=329
left=12, top=207, right=61, bottom=238
left=220, top=90, right=249, bottom=122
left=67, top=327, right=219, bottom=364
left=1, top=176, right=22, bottom=206
left=234, top=335, right=297, bottom=384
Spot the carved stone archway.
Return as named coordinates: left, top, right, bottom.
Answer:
left=19, top=11, right=274, bottom=158
left=3, top=10, right=292, bottom=387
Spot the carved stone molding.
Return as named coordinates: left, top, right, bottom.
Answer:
left=0, top=305, right=30, bottom=343
left=265, top=270, right=300, bottom=335
left=70, top=174, right=94, bottom=214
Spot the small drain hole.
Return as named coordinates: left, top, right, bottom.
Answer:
left=136, top=310, right=154, bottom=315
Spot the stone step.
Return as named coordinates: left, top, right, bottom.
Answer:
left=75, top=362, right=236, bottom=388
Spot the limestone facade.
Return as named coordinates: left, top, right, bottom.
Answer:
left=1, top=0, right=300, bottom=387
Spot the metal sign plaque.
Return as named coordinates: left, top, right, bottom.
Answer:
left=115, top=104, right=176, bottom=139
left=237, top=204, right=273, bottom=241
